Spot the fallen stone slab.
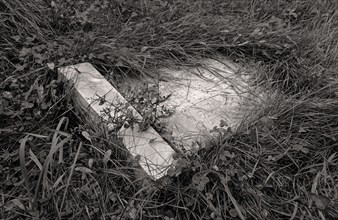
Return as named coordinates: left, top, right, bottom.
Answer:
left=58, top=59, right=264, bottom=180
left=58, top=63, right=175, bottom=179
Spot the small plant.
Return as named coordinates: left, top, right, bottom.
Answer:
left=126, top=83, right=174, bottom=131
left=209, top=119, right=233, bottom=143
left=99, top=82, right=174, bottom=135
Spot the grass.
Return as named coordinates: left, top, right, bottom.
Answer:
left=1, top=0, right=338, bottom=219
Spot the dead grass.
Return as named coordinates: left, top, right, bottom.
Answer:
left=1, top=0, right=338, bottom=219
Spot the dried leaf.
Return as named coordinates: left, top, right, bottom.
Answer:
left=129, top=207, right=137, bottom=219
left=3, top=91, right=13, bottom=99
left=81, top=131, right=92, bottom=142
left=301, top=147, right=309, bottom=154
left=19, top=47, right=31, bottom=57
left=308, top=193, right=331, bottom=210
left=250, top=28, right=262, bottom=37
left=88, top=158, right=94, bottom=168
left=298, top=127, right=307, bottom=133
left=11, top=199, right=25, bottom=210
left=327, top=153, right=336, bottom=163
left=11, top=35, right=21, bottom=41
left=293, top=144, right=309, bottom=154
left=267, top=155, right=275, bottom=161
left=75, top=166, right=94, bottom=174
left=103, top=149, right=112, bottom=164
left=229, top=208, right=238, bottom=217
left=37, top=85, right=44, bottom=100
left=212, top=165, right=219, bottom=171
left=51, top=0, right=56, bottom=7
left=140, top=46, right=148, bottom=53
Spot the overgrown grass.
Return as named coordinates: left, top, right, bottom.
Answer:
left=1, top=0, right=338, bottom=219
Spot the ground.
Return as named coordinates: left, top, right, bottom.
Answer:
left=1, top=0, right=338, bottom=219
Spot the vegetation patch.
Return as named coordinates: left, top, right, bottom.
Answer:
left=1, top=0, right=338, bottom=219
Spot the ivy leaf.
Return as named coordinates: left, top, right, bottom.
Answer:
left=41, top=101, right=52, bottom=110
left=220, top=119, right=228, bottom=127
left=192, top=174, right=210, bottom=191
left=260, top=116, right=274, bottom=130
left=167, top=167, right=176, bottom=177
left=220, top=149, right=235, bottom=160
left=224, top=150, right=235, bottom=158
left=267, top=155, right=276, bottom=161
left=15, top=63, right=27, bottom=71
left=206, top=193, right=213, bottom=200
left=177, top=158, right=189, bottom=168
left=108, top=191, right=117, bottom=202
left=47, top=62, right=55, bottom=70
left=58, top=57, right=66, bottom=65
left=292, top=144, right=309, bottom=154
left=21, top=101, right=34, bottom=110
left=19, top=47, right=31, bottom=57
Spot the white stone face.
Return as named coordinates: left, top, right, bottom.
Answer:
left=121, top=58, right=261, bottom=149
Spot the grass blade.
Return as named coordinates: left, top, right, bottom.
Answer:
left=60, top=141, right=83, bottom=212
left=19, top=135, right=34, bottom=210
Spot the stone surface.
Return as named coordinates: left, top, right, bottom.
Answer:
left=118, top=58, right=261, bottom=149
left=58, top=58, right=263, bottom=179
left=58, top=63, right=175, bottom=179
